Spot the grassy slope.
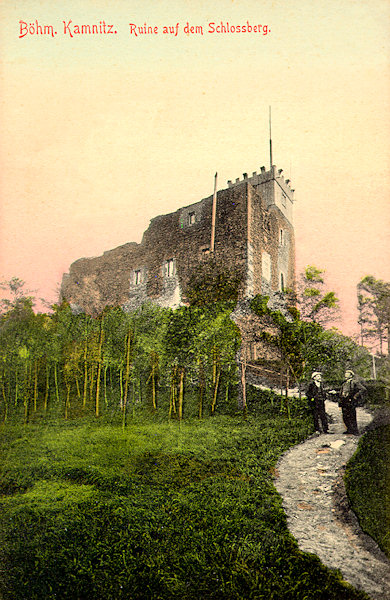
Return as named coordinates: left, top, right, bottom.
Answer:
left=345, top=423, right=390, bottom=558
left=0, top=394, right=370, bottom=600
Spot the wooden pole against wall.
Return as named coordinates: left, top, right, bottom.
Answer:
left=210, top=172, right=218, bottom=253
left=269, top=106, right=273, bottom=169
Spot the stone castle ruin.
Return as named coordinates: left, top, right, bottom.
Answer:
left=61, top=164, right=295, bottom=315
left=61, top=164, right=296, bottom=389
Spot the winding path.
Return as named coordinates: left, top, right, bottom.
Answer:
left=274, top=400, right=390, bottom=600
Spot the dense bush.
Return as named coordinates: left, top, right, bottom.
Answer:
left=345, top=424, right=390, bottom=558
left=363, top=380, right=390, bottom=407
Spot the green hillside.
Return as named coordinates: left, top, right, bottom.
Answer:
left=0, top=390, right=369, bottom=600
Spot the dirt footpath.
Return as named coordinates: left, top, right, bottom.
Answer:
left=274, top=400, right=390, bottom=600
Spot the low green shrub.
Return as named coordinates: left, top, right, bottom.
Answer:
left=363, top=380, right=390, bottom=407
left=345, top=424, right=390, bottom=558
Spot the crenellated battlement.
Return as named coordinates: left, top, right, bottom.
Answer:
left=227, top=165, right=295, bottom=201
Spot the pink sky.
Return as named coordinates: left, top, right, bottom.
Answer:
left=1, top=0, right=389, bottom=340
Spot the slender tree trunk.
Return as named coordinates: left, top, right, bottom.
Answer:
left=122, top=404, right=126, bottom=432
left=95, top=324, right=104, bottom=418
left=123, top=327, right=132, bottom=414
left=44, top=364, right=50, bottom=412
left=1, top=374, right=8, bottom=423
left=147, top=352, right=158, bottom=412
left=23, top=361, right=29, bottom=425
left=121, top=371, right=128, bottom=432
left=241, top=353, right=247, bottom=416
left=225, top=364, right=231, bottom=407
left=199, top=383, right=204, bottom=419
left=89, top=363, right=96, bottom=404
left=211, top=368, right=221, bottom=415
left=211, top=347, right=220, bottom=415
left=104, top=365, right=108, bottom=407
left=119, top=368, right=124, bottom=409
left=198, top=362, right=205, bottom=419
left=15, top=369, right=19, bottom=407
left=169, top=366, right=177, bottom=419
left=27, top=361, right=33, bottom=392
left=65, top=379, right=71, bottom=420
left=152, top=363, right=156, bottom=411
left=83, top=339, right=88, bottom=407
left=75, top=376, right=81, bottom=399
left=122, top=325, right=133, bottom=431
left=152, top=364, right=157, bottom=411
left=24, top=397, right=29, bottom=424
left=387, top=325, right=390, bottom=356
left=54, top=362, right=60, bottom=405
left=178, top=368, right=185, bottom=421
left=33, top=361, right=38, bottom=412
left=286, top=367, right=291, bottom=419
left=95, top=362, right=101, bottom=417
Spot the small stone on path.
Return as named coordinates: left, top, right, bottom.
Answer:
left=330, top=439, right=346, bottom=450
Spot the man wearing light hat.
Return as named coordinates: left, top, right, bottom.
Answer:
left=338, top=369, right=366, bottom=435
left=306, top=372, right=329, bottom=434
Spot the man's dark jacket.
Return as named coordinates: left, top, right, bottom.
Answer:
left=306, top=381, right=327, bottom=405
left=339, top=377, right=366, bottom=408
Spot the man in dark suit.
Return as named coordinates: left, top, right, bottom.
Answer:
left=306, top=371, right=329, bottom=434
left=339, top=369, right=366, bottom=435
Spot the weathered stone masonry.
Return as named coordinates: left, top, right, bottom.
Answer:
left=60, top=165, right=295, bottom=318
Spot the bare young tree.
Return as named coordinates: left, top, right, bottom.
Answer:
left=294, top=266, right=340, bottom=327
left=357, top=275, right=390, bottom=355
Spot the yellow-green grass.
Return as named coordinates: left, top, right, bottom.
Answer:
left=0, top=392, right=370, bottom=599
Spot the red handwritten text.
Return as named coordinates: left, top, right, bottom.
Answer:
left=19, top=20, right=56, bottom=38
left=208, top=22, right=269, bottom=35
left=63, top=20, right=117, bottom=38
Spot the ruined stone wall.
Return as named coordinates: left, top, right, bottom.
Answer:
left=61, top=242, right=140, bottom=314
left=61, top=170, right=295, bottom=316
left=61, top=183, right=251, bottom=314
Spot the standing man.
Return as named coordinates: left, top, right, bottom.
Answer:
left=306, top=372, right=329, bottom=434
left=339, top=369, right=366, bottom=435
